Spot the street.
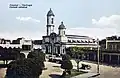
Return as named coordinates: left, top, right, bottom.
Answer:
left=80, top=61, right=120, bottom=78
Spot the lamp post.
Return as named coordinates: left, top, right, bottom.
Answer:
left=31, top=40, right=34, bottom=52
left=97, top=38, right=100, bottom=74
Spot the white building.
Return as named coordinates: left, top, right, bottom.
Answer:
left=42, top=9, right=98, bottom=54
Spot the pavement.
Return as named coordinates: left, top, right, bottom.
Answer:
left=0, top=68, right=7, bottom=78
left=40, top=62, right=63, bottom=78
left=80, top=61, right=120, bottom=78
left=71, top=73, right=100, bottom=78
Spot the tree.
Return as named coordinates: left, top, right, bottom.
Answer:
left=19, top=53, right=25, bottom=59
left=61, top=60, right=73, bottom=71
left=6, top=58, right=44, bottom=78
left=6, top=50, right=45, bottom=78
left=27, top=52, right=36, bottom=58
left=27, top=50, right=45, bottom=69
left=69, top=46, right=90, bottom=71
left=61, top=54, right=73, bottom=77
left=62, top=54, right=71, bottom=61
left=27, top=50, right=45, bottom=62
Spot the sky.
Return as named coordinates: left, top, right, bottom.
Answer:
left=0, top=0, right=120, bottom=40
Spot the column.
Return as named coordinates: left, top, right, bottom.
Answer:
left=60, top=46, right=63, bottom=54
left=54, top=46, right=56, bottom=54
left=109, top=54, right=111, bottom=63
left=94, top=54, right=96, bottom=61
left=51, top=43, right=53, bottom=55
left=102, top=53, right=104, bottom=62
left=87, top=54, right=89, bottom=60
left=55, top=47, right=57, bottom=54
left=45, top=46, right=47, bottom=53
left=49, top=46, right=51, bottom=53
left=106, top=40, right=107, bottom=49
left=53, top=45, right=55, bottom=54
left=118, top=55, right=119, bottom=65
left=62, top=46, right=65, bottom=54
left=54, top=47, right=56, bottom=54
left=47, top=46, right=49, bottom=53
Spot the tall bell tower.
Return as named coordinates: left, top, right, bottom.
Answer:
left=46, top=8, right=55, bottom=36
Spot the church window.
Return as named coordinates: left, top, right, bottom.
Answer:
left=47, top=18, right=49, bottom=24
left=51, top=18, right=54, bottom=24
left=63, top=49, right=64, bottom=54
left=64, top=31, right=65, bottom=35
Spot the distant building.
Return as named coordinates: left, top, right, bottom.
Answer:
left=0, top=38, right=11, bottom=44
left=99, top=36, right=120, bottom=51
left=33, top=40, right=42, bottom=50
left=42, top=9, right=98, bottom=54
left=106, top=36, right=120, bottom=51
left=91, top=36, right=120, bottom=65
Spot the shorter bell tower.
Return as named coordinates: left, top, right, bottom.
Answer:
left=58, top=21, right=66, bottom=37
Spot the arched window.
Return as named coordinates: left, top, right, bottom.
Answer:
left=64, top=31, right=65, bottom=35
left=47, top=18, right=49, bottom=24
left=51, top=18, right=54, bottom=24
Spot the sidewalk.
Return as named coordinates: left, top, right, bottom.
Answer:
left=71, top=73, right=100, bottom=78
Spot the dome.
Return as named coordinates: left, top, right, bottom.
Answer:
left=58, top=22, right=66, bottom=29
left=47, top=8, right=55, bottom=16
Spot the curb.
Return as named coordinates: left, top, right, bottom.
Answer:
left=71, top=73, right=100, bottom=78
left=88, top=73, right=100, bottom=78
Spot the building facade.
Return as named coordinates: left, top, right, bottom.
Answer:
left=85, top=36, right=120, bottom=65
left=42, top=9, right=98, bottom=54
left=106, top=36, right=120, bottom=51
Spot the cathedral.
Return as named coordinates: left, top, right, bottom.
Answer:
left=42, top=8, right=98, bottom=54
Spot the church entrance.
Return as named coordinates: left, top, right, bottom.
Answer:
left=45, top=46, right=48, bottom=54
left=57, top=46, right=60, bottom=54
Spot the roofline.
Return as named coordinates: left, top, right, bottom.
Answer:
left=66, top=35, right=88, bottom=37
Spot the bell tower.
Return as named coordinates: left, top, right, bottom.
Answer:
left=46, top=8, right=55, bottom=36
left=58, top=21, right=66, bottom=37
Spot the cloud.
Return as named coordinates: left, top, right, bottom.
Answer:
left=92, top=15, right=120, bottom=28
left=16, top=16, right=40, bottom=23
left=1, top=15, right=120, bottom=40
left=67, top=15, right=120, bottom=40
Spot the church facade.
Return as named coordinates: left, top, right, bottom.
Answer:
left=42, top=9, right=98, bottom=54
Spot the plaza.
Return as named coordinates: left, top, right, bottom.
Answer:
left=1, top=60, right=120, bottom=78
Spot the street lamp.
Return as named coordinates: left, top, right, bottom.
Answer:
left=31, top=40, right=34, bottom=52
left=97, top=38, right=100, bottom=74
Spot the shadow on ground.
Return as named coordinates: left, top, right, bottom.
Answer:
left=49, top=74, right=62, bottom=78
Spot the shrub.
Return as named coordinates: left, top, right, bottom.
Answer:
left=27, top=52, right=36, bottom=58
left=61, top=60, right=73, bottom=71
left=27, top=51, right=45, bottom=62
left=62, top=54, right=71, bottom=61
left=61, top=60, right=73, bottom=75
left=19, top=53, right=25, bottom=59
